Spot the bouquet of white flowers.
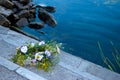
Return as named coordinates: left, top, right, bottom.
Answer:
left=12, top=41, right=61, bottom=72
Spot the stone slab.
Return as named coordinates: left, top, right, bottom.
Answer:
left=0, top=65, right=28, bottom=80
left=0, top=6, right=13, bottom=16
left=16, top=67, right=47, bottom=80
left=0, top=25, right=9, bottom=40
left=4, top=30, right=38, bottom=46
left=59, top=50, right=120, bottom=80
left=0, top=39, right=16, bottom=59
left=0, top=56, right=19, bottom=70
left=86, top=64, right=120, bottom=80
left=59, top=62, right=102, bottom=80
left=26, top=65, right=91, bottom=80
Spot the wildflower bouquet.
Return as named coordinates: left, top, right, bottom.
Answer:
left=12, top=41, right=61, bottom=72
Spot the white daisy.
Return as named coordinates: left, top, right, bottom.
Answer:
left=20, top=46, right=28, bottom=54
left=35, top=52, right=44, bottom=61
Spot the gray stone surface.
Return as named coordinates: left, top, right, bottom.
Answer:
left=26, top=65, right=91, bottom=80
left=0, top=65, right=28, bottom=80
left=16, top=67, right=47, bottom=80
left=0, top=6, right=13, bottom=16
left=0, top=25, right=9, bottom=40
left=0, top=39, right=16, bottom=59
left=0, top=56, right=19, bottom=70
left=16, top=18, right=29, bottom=27
left=4, top=30, right=38, bottom=46
left=59, top=62, right=102, bottom=80
left=86, top=64, right=120, bottom=80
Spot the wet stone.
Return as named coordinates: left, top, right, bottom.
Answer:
left=0, top=14, right=11, bottom=27
left=0, top=6, right=13, bottom=17
left=20, top=0, right=30, bottom=5
left=18, top=10, right=30, bottom=18
left=16, top=18, right=29, bottom=27
left=28, top=22, right=44, bottom=29
left=38, top=8, right=57, bottom=27
left=0, top=0, right=14, bottom=9
left=7, top=14, right=19, bottom=25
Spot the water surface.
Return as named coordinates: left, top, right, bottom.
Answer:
left=22, top=0, right=120, bottom=68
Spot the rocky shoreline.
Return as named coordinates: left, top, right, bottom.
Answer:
left=0, top=0, right=57, bottom=29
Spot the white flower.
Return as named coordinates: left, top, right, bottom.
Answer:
left=20, top=46, right=28, bottom=54
left=38, top=41, right=45, bottom=45
left=35, top=52, right=44, bottom=61
left=30, top=43, right=35, bottom=47
left=45, top=50, right=51, bottom=57
left=56, top=45, right=60, bottom=54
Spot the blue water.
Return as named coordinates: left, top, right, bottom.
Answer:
left=21, top=0, right=120, bottom=68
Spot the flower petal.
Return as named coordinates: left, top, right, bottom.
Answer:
left=45, top=50, right=51, bottom=57
left=38, top=41, right=45, bottom=45
left=20, top=46, right=28, bottom=54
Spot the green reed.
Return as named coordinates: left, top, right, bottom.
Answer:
left=98, top=41, right=120, bottom=73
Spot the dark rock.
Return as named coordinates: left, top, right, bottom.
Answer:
left=0, top=14, right=11, bottom=27
left=0, top=6, right=13, bottom=17
left=29, top=8, right=36, bottom=14
left=7, top=14, right=19, bottom=25
left=28, top=14, right=36, bottom=22
left=28, top=9, right=36, bottom=21
left=13, top=1, right=23, bottom=10
left=0, top=0, right=57, bottom=29
left=0, top=0, right=14, bottom=9
left=42, top=6, right=56, bottom=13
left=16, top=18, right=29, bottom=27
left=28, top=22, right=44, bottom=29
left=13, top=1, right=27, bottom=10
left=18, top=10, right=30, bottom=18
left=36, top=4, right=56, bottom=13
left=13, top=1, right=33, bottom=10
left=12, top=8, right=18, bottom=13
left=19, top=0, right=30, bottom=5
left=38, top=8, right=57, bottom=27
left=22, top=2, right=34, bottom=9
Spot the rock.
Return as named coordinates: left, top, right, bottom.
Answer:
left=0, top=0, right=57, bottom=28
left=18, top=10, right=30, bottom=18
left=29, top=8, right=36, bottom=14
left=28, top=22, right=44, bottom=29
left=12, top=8, right=18, bottom=13
left=28, top=14, right=36, bottom=22
left=41, top=6, right=56, bottom=13
left=13, top=1, right=27, bottom=10
left=22, top=2, right=34, bottom=9
left=0, top=0, right=14, bottom=9
left=19, top=0, right=30, bottom=5
left=0, top=6, right=13, bottom=17
left=7, top=14, right=19, bottom=25
left=0, top=14, right=11, bottom=27
left=16, top=18, right=29, bottom=27
left=38, top=8, right=57, bottom=27
left=28, top=9, right=36, bottom=21
left=36, top=4, right=56, bottom=13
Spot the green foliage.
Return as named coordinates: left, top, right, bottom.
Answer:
left=98, top=41, right=120, bottom=73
